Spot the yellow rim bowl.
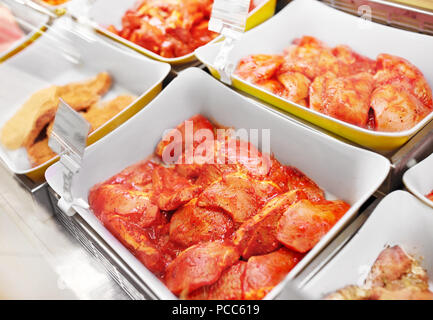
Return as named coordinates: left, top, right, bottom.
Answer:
left=94, top=0, right=277, bottom=65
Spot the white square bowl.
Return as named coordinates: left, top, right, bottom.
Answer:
left=301, top=190, right=433, bottom=299
left=403, top=153, right=433, bottom=209
left=195, top=0, right=433, bottom=151
left=0, top=17, right=170, bottom=180
left=45, top=67, right=390, bottom=300
left=72, top=0, right=277, bottom=64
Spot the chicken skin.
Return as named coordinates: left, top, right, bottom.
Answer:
left=169, top=199, right=234, bottom=247
left=188, top=261, right=247, bottom=300
left=197, top=172, right=261, bottom=224
left=277, top=71, right=311, bottom=104
left=235, top=54, right=311, bottom=104
left=375, top=54, right=433, bottom=108
left=89, top=183, right=160, bottom=228
left=190, top=248, right=304, bottom=300
left=103, top=216, right=167, bottom=275
left=104, top=159, right=159, bottom=188
left=365, top=245, right=429, bottom=291
left=370, top=83, right=430, bottom=132
left=279, top=36, right=340, bottom=80
left=310, top=72, right=375, bottom=128
left=234, top=190, right=308, bottom=259
left=175, top=135, right=271, bottom=181
left=89, top=115, right=352, bottom=300
left=255, top=79, right=288, bottom=98
left=219, top=138, right=272, bottom=178
left=235, top=54, right=284, bottom=83
left=155, top=114, right=214, bottom=162
left=327, top=246, right=433, bottom=300
left=152, top=166, right=202, bottom=211
left=332, top=45, right=376, bottom=76
left=285, top=166, right=325, bottom=202
left=108, top=0, right=217, bottom=58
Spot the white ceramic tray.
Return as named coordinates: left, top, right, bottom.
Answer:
left=403, top=153, right=433, bottom=208
left=0, top=0, right=49, bottom=60
left=195, top=0, right=433, bottom=151
left=45, top=68, right=390, bottom=300
left=301, top=190, right=433, bottom=299
left=0, top=17, right=170, bottom=178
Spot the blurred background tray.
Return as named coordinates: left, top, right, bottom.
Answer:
left=0, top=0, right=50, bottom=62
left=68, top=0, right=276, bottom=65
left=321, top=0, right=433, bottom=35
left=298, top=191, right=433, bottom=299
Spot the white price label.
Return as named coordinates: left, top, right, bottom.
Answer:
left=48, top=99, right=90, bottom=164
left=209, top=0, right=251, bottom=37
left=49, top=99, right=91, bottom=216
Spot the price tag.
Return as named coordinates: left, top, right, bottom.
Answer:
left=209, top=0, right=251, bottom=38
left=49, top=99, right=91, bottom=216
left=209, top=0, right=250, bottom=85
left=49, top=99, right=90, bottom=164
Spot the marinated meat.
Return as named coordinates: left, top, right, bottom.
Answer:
left=327, top=246, right=433, bottom=300
left=169, top=199, right=234, bottom=247
left=89, top=114, right=351, bottom=300
left=310, top=72, right=375, bottom=128
left=243, top=248, right=304, bottom=300
left=235, top=37, right=433, bottom=131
